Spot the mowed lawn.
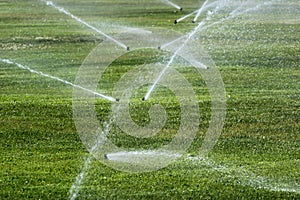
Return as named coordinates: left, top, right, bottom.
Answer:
left=0, top=0, right=299, bottom=199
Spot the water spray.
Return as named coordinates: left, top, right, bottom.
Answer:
left=42, top=0, right=129, bottom=51
left=197, top=0, right=279, bottom=33
left=0, top=59, right=117, bottom=102
left=69, top=118, right=113, bottom=199
left=165, top=0, right=277, bottom=50
left=144, top=14, right=209, bottom=100
left=160, top=0, right=182, bottom=11
left=174, top=1, right=218, bottom=24
left=175, top=9, right=198, bottom=24
left=104, top=151, right=181, bottom=162
left=187, top=156, right=300, bottom=194
left=159, top=35, right=186, bottom=49
left=192, top=0, right=210, bottom=23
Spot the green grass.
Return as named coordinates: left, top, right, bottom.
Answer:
left=0, top=0, right=299, bottom=199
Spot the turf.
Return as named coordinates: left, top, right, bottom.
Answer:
left=0, top=0, right=299, bottom=199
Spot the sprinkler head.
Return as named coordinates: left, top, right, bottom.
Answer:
left=174, top=20, right=178, bottom=24
left=104, top=154, right=108, bottom=159
left=126, top=46, right=130, bottom=51
left=158, top=46, right=161, bottom=50
left=192, top=20, right=196, bottom=23
left=116, top=98, right=120, bottom=102
left=142, top=97, right=145, bottom=101
left=180, top=7, right=183, bottom=11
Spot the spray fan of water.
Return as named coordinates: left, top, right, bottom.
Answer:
left=1, top=0, right=299, bottom=198
left=72, top=26, right=226, bottom=172
left=72, top=0, right=296, bottom=166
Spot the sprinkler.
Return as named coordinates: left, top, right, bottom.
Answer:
left=160, top=0, right=182, bottom=11
left=104, top=154, right=108, bottom=159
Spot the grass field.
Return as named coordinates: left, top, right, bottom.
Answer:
left=0, top=0, right=299, bottom=199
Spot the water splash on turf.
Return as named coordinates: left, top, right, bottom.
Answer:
left=186, top=156, right=300, bottom=194
left=69, top=155, right=94, bottom=200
